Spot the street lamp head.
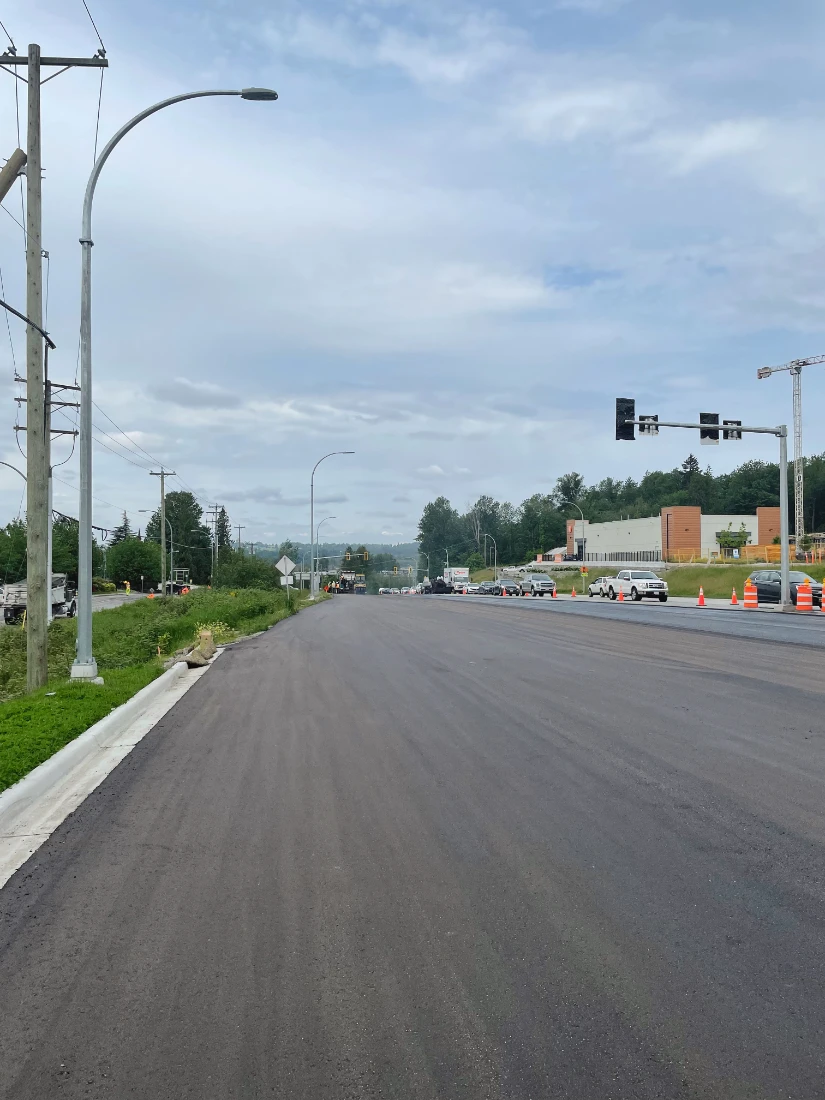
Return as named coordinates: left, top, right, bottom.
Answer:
left=240, top=87, right=279, bottom=101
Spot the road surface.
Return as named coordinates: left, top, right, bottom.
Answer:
left=2, top=596, right=824, bottom=1098
left=434, top=589, right=825, bottom=647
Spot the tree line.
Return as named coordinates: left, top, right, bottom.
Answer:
left=416, top=453, right=825, bottom=571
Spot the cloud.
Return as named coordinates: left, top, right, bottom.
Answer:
left=501, top=80, right=663, bottom=143
left=221, top=486, right=348, bottom=507
left=647, top=119, right=767, bottom=174
left=417, top=464, right=446, bottom=476
left=166, top=379, right=242, bottom=409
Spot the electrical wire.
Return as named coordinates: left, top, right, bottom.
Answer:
left=0, top=262, right=16, bottom=371
left=13, top=76, right=24, bottom=249
left=91, top=400, right=166, bottom=467
left=81, top=1, right=106, bottom=53
left=0, top=19, right=15, bottom=48
left=92, top=67, right=104, bottom=163
left=0, top=201, right=24, bottom=232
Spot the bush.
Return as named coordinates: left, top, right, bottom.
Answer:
left=213, top=554, right=283, bottom=590
left=93, top=577, right=116, bottom=593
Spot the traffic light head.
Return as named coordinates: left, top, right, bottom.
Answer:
left=394, top=565, right=398, bottom=574
left=345, top=551, right=351, bottom=560
left=615, top=398, right=635, bottom=441
left=699, top=412, right=719, bottom=445
left=363, top=550, right=369, bottom=561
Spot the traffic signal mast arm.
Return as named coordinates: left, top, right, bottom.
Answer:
left=624, top=419, right=784, bottom=436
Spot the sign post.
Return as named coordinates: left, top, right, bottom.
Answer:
left=275, top=555, right=296, bottom=604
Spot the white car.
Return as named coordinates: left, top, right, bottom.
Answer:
left=401, top=586, right=411, bottom=594
left=606, top=570, right=668, bottom=602
left=587, top=576, right=612, bottom=598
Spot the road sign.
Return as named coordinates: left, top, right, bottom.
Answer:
left=275, top=555, right=296, bottom=575
left=294, top=571, right=311, bottom=580
left=280, top=576, right=294, bottom=585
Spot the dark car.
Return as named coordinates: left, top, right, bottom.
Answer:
left=747, top=569, right=823, bottom=606
left=477, top=581, right=498, bottom=595
left=498, top=580, right=521, bottom=596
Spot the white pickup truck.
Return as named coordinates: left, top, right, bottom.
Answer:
left=605, top=569, right=668, bottom=602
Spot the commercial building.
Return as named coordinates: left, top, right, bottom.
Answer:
left=562, top=506, right=781, bottom=562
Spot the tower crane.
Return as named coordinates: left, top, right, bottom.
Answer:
left=757, top=354, right=825, bottom=547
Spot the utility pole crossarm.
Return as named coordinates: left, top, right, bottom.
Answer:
left=0, top=52, right=108, bottom=67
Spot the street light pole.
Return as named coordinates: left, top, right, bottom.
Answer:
left=314, top=516, right=336, bottom=586
left=310, top=452, right=353, bottom=599
left=482, top=533, right=497, bottom=580
left=72, top=86, right=278, bottom=681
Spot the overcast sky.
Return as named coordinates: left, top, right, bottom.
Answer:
left=1, top=0, right=825, bottom=546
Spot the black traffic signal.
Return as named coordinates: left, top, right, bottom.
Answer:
left=615, top=398, right=635, bottom=441
left=723, top=419, right=742, bottom=441
left=699, top=412, right=719, bottom=445
left=363, top=550, right=369, bottom=561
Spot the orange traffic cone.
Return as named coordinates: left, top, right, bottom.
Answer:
left=618, top=588, right=624, bottom=602
left=552, top=588, right=557, bottom=598
left=697, top=586, right=706, bottom=607
left=730, top=587, right=738, bottom=606
left=571, top=586, right=576, bottom=598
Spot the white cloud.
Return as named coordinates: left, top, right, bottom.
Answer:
left=501, top=80, right=664, bottom=143
left=647, top=119, right=767, bottom=174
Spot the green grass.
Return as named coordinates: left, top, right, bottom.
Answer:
left=0, top=587, right=307, bottom=793
left=0, top=665, right=162, bottom=793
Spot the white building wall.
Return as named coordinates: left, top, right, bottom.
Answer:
left=700, top=514, right=757, bottom=555
left=578, top=517, right=661, bottom=555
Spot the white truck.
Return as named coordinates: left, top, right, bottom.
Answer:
left=2, top=573, right=77, bottom=624
left=605, top=569, right=668, bottom=602
left=444, top=567, right=470, bottom=592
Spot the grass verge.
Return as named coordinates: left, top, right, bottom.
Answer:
left=0, top=587, right=305, bottom=793
left=0, top=665, right=162, bottom=793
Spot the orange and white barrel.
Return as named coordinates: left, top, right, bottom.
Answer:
left=796, top=579, right=813, bottom=611
left=743, top=580, right=758, bottom=610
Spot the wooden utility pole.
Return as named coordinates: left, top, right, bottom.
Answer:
left=236, top=524, right=245, bottom=552
left=1, top=43, right=108, bottom=690
left=150, top=470, right=175, bottom=595
left=25, top=43, right=47, bottom=690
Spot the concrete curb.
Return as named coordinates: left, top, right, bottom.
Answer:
left=0, top=658, right=213, bottom=890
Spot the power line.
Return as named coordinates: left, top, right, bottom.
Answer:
left=0, top=20, right=15, bottom=49
left=0, top=200, right=25, bottom=232
left=91, top=399, right=165, bottom=467
left=81, top=1, right=106, bottom=53
left=0, top=262, right=15, bottom=370
left=92, top=66, right=104, bottom=162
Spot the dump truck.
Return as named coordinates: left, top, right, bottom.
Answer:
left=2, top=573, right=77, bottom=624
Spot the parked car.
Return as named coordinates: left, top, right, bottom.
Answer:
left=498, top=580, right=521, bottom=596
left=465, top=583, right=481, bottom=594
left=606, top=570, right=668, bottom=601
left=477, top=580, right=498, bottom=595
left=747, top=570, right=823, bottom=606
left=519, top=573, right=556, bottom=597
left=588, top=576, right=612, bottom=598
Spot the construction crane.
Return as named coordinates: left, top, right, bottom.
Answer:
left=757, top=354, right=825, bottom=547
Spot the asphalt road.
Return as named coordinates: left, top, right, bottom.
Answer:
left=433, top=589, right=825, bottom=647
left=2, top=597, right=825, bottom=1097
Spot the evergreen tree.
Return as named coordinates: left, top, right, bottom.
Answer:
left=216, top=507, right=232, bottom=554
left=109, top=511, right=133, bottom=545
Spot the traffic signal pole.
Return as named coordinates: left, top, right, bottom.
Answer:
left=617, top=402, right=790, bottom=608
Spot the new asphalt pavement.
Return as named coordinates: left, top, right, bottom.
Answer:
left=1, top=595, right=824, bottom=1098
